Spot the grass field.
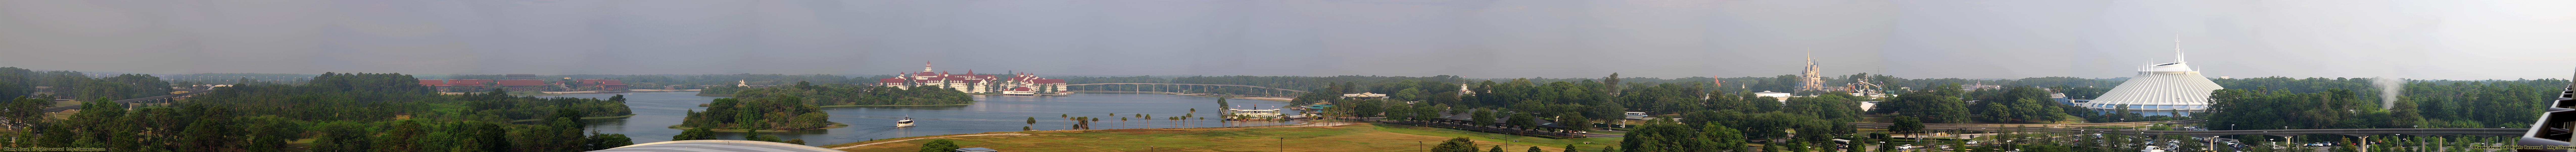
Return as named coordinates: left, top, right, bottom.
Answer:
left=827, top=122, right=1622, bottom=152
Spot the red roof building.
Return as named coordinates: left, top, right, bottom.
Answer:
left=418, top=80, right=449, bottom=87
left=419, top=80, right=452, bottom=92
left=448, top=79, right=494, bottom=86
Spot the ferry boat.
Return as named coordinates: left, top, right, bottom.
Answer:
left=896, top=117, right=915, bottom=127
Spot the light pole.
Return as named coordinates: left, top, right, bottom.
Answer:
left=2230, top=124, right=2235, bottom=130
left=1278, top=137, right=1285, bottom=152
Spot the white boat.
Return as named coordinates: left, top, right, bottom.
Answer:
left=896, top=117, right=915, bottom=127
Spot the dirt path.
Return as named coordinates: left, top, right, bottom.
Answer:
left=828, top=133, right=1033, bottom=149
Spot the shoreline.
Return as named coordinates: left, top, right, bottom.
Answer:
left=821, top=121, right=1619, bottom=152
left=545, top=89, right=699, bottom=94
left=817, top=103, right=974, bottom=108
left=1068, top=90, right=1293, bottom=102
left=667, top=122, right=851, bottom=132
left=508, top=114, right=638, bottom=122
left=828, top=120, right=1333, bottom=148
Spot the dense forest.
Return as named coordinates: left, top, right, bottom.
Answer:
left=0, top=67, right=172, bottom=100
left=1274, top=72, right=2568, bottom=152
left=678, top=96, right=836, bottom=130
left=2206, top=78, right=2568, bottom=130
left=1288, top=73, right=1868, bottom=152
left=680, top=81, right=970, bottom=130
left=1, top=72, right=637, bottom=152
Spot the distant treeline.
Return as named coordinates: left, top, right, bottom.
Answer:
left=0, top=67, right=172, bottom=100
left=5, top=72, right=638, bottom=152
left=2206, top=78, right=2569, bottom=130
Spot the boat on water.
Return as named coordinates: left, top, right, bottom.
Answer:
left=896, top=117, right=915, bottom=127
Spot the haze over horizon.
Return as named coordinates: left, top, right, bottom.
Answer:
left=6, top=0, right=2574, bottom=80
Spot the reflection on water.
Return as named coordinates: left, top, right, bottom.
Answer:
left=558, top=92, right=1305, bottom=146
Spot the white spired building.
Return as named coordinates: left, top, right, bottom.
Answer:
left=2083, top=41, right=2225, bottom=117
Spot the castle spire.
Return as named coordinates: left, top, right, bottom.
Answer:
left=1804, top=53, right=1815, bottom=65
left=924, top=61, right=935, bottom=72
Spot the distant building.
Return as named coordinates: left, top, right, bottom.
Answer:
left=418, top=80, right=451, bottom=92
left=1958, top=82, right=2003, bottom=91
left=1342, top=92, right=1386, bottom=99
left=497, top=80, right=545, bottom=91
left=1752, top=91, right=1793, bottom=102
left=2081, top=43, right=2222, bottom=117
left=573, top=79, right=630, bottom=91
left=1797, top=54, right=1828, bottom=92
left=446, top=79, right=494, bottom=92
left=1458, top=83, right=1474, bottom=95
left=1227, top=105, right=1285, bottom=120
left=417, top=79, right=546, bottom=92
left=1001, top=87, right=1037, bottom=96
left=874, top=62, right=1064, bottom=94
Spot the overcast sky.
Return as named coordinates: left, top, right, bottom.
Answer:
left=4, top=0, right=2572, bottom=80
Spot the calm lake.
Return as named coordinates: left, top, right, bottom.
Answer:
left=557, top=91, right=1307, bottom=146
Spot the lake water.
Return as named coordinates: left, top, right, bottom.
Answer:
left=557, top=91, right=1306, bottom=146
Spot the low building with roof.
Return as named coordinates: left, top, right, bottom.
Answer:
left=1226, top=107, right=1284, bottom=120
left=1341, top=92, right=1386, bottom=99
left=419, top=80, right=452, bottom=92
left=574, top=79, right=630, bottom=91
left=417, top=79, right=550, bottom=92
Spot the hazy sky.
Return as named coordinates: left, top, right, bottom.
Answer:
left=4, top=0, right=2573, bottom=80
